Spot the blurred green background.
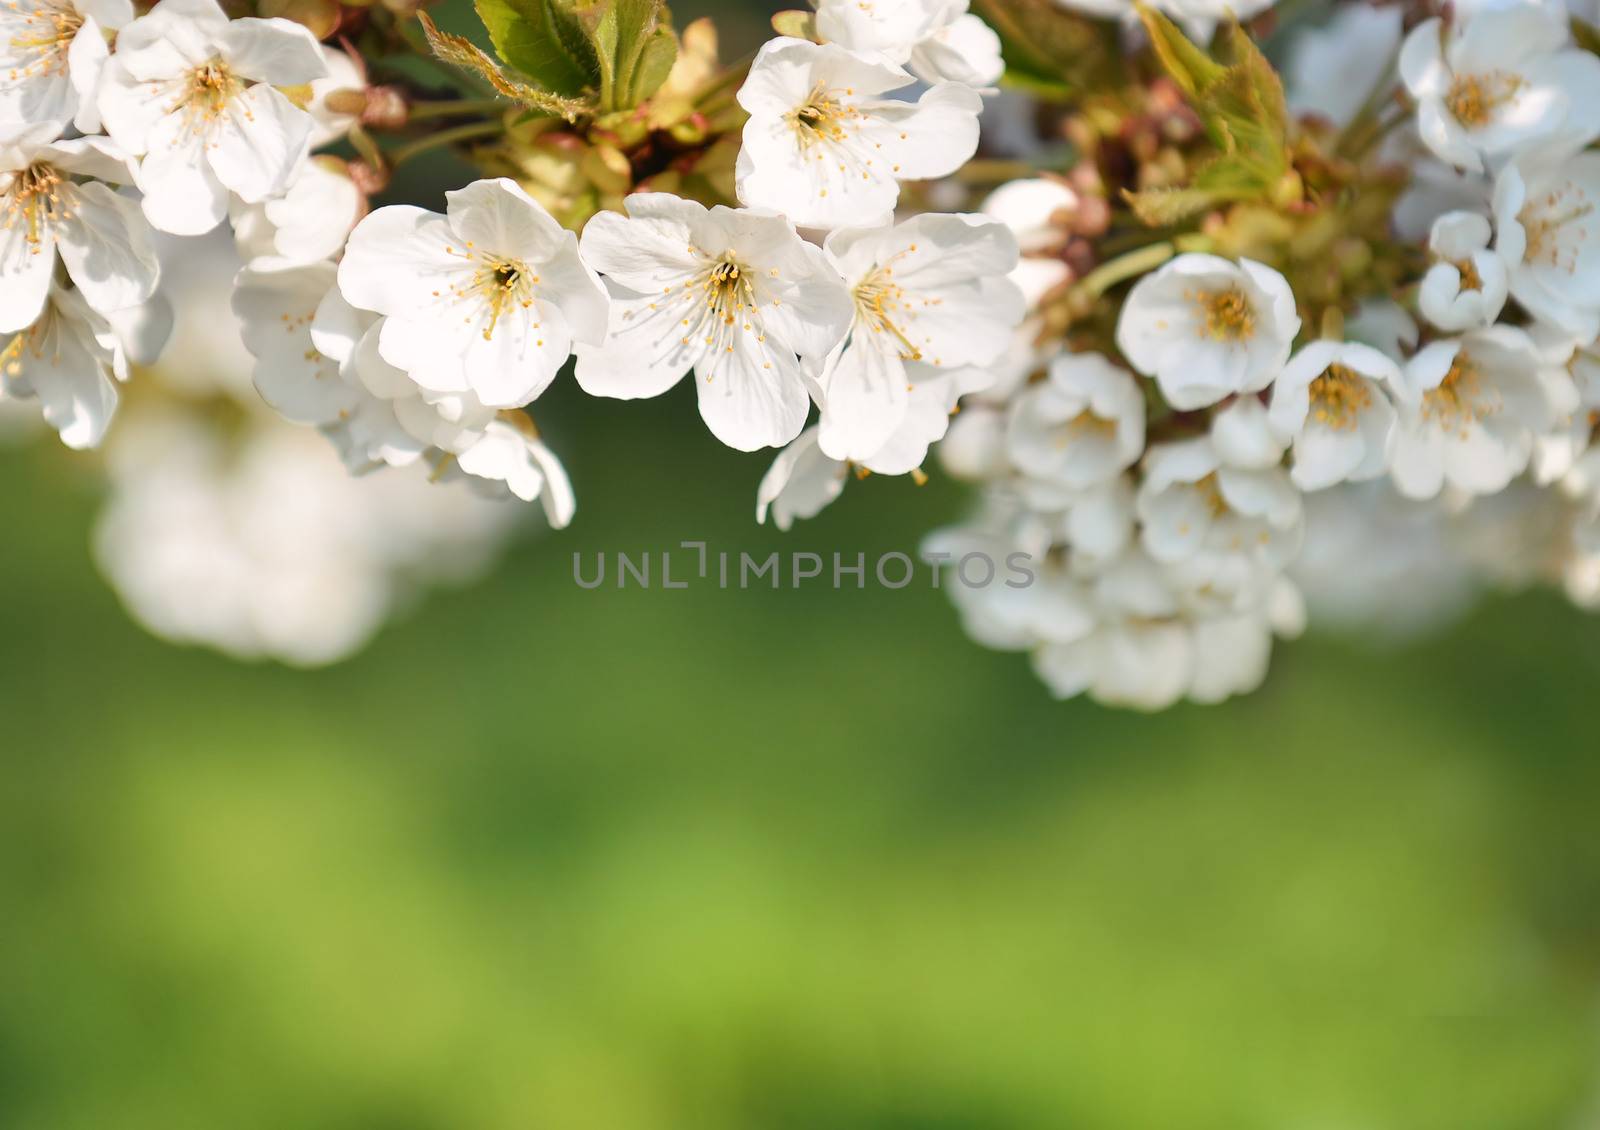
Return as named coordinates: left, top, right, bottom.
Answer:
left=5, top=2, right=1600, bottom=1127
left=6, top=376, right=1600, bottom=1130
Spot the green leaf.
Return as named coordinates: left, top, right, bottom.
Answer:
left=1136, top=5, right=1224, bottom=101
left=476, top=0, right=601, bottom=98
left=586, top=0, right=677, bottom=111
left=630, top=27, right=678, bottom=104
left=418, top=12, right=591, bottom=120
left=1121, top=185, right=1224, bottom=226
left=1127, top=7, right=1290, bottom=226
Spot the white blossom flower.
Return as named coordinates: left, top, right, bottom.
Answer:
left=815, top=213, right=1021, bottom=463
left=1006, top=352, right=1143, bottom=488
left=813, top=0, right=1003, bottom=89
left=1, top=281, right=169, bottom=447
left=1390, top=325, right=1558, bottom=499
left=1268, top=340, right=1400, bottom=491
left=1492, top=148, right=1600, bottom=341
left=93, top=405, right=521, bottom=666
left=774, top=371, right=993, bottom=530
left=443, top=415, right=576, bottom=527
left=907, top=1, right=1003, bottom=88
left=757, top=426, right=849, bottom=530
left=315, top=282, right=514, bottom=470
left=1033, top=592, right=1291, bottom=710
left=97, top=0, right=328, bottom=236
left=922, top=499, right=1093, bottom=650
left=0, top=136, right=160, bottom=332
left=1398, top=6, right=1600, bottom=172
left=981, top=177, right=1076, bottom=305
left=232, top=259, right=360, bottom=428
left=1392, top=153, right=1494, bottom=242
left=1419, top=210, right=1509, bottom=330
left=1136, top=437, right=1303, bottom=574
left=1115, top=254, right=1300, bottom=411
left=576, top=192, right=852, bottom=451
left=866, top=364, right=991, bottom=474
left=232, top=157, right=363, bottom=266
left=1285, top=3, right=1403, bottom=128
left=1030, top=607, right=1197, bottom=704
left=1209, top=396, right=1286, bottom=471
left=734, top=37, right=981, bottom=230
left=234, top=259, right=510, bottom=474
left=939, top=401, right=1009, bottom=480
left=0, top=0, right=129, bottom=142
left=759, top=366, right=990, bottom=528
left=1030, top=551, right=1295, bottom=709
left=338, top=177, right=608, bottom=411
left=1291, top=482, right=1480, bottom=640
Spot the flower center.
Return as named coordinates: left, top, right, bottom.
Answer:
left=1195, top=472, right=1230, bottom=518
left=1189, top=286, right=1255, bottom=342
left=1308, top=364, right=1373, bottom=430
left=684, top=253, right=762, bottom=359
left=1055, top=410, right=1116, bottom=447
left=1, top=303, right=56, bottom=374
left=6, top=0, right=83, bottom=80
left=1422, top=352, right=1498, bottom=431
left=1444, top=71, right=1524, bottom=129
left=2, top=161, right=71, bottom=251
left=173, top=60, right=245, bottom=130
left=788, top=83, right=859, bottom=147
left=470, top=257, right=536, bottom=340
left=853, top=262, right=924, bottom=362
left=1518, top=183, right=1594, bottom=272
left=1450, top=257, right=1482, bottom=292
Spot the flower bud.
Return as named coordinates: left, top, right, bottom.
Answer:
left=346, top=158, right=389, bottom=196
left=322, top=89, right=368, bottom=117
left=360, top=85, right=409, bottom=130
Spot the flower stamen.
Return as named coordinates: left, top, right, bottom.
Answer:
left=1188, top=286, right=1256, bottom=342
left=1308, top=364, right=1373, bottom=430
left=1445, top=71, right=1524, bottom=129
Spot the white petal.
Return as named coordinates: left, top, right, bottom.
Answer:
left=137, top=124, right=229, bottom=235
left=337, top=205, right=461, bottom=315
left=208, top=84, right=311, bottom=203
left=576, top=194, right=702, bottom=291
left=573, top=290, right=697, bottom=400
left=816, top=333, right=909, bottom=462
left=0, top=221, right=57, bottom=333
left=221, top=16, right=329, bottom=85
left=54, top=181, right=161, bottom=316
left=693, top=327, right=811, bottom=451
left=526, top=437, right=575, bottom=528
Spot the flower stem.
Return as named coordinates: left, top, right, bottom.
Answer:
left=1075, top=241, right=1175, bottom=299
left=388, top=120, right=507, bottom=166
left=407, top=97, right=509, bottom=121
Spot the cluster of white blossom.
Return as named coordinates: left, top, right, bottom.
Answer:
left=0, top=0, right=1013, bottom=656
left=898, top=0, right=1600, bottom=708
left=226, top=0, right=1014, bottom=523
left=10, top=0, right=1600, bottom=694
left=929, top=229, right=1310, bottom=709
left=95, top=229, right=524, bottom=665
left=0, top=0, right=333, bottom=447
